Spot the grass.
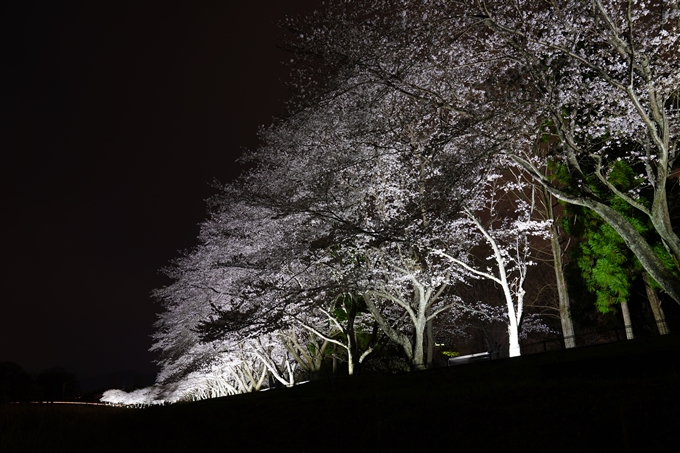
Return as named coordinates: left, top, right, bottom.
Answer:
left=2, top=335, right=680, bottom=452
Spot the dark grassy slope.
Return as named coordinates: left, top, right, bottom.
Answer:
left=2, top=336, right=680, bottom=453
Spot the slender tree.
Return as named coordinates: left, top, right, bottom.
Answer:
left=437, top=170, right=551, bottom=357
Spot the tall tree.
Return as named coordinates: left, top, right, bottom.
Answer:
left=437, top=170, right=551, bottom=357
left=285, top=0, right=680, bottom=303
left=232, top=76, right=497, bottom=370
left=537, top=181, right=577, bottom=348
left=475, top=0, right=680, bottom=302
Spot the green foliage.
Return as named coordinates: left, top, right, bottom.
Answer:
left=563, top=160, right=676, bottom=314
left=441, top=351, right=460, bottom=358
left=576, top=221, right=637, bottom=313
left=331, top=293, right=368, bottom=323
left=608, top=160, right=644, bottom=196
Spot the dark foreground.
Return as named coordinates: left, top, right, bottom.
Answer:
left=2, top=337, right=680, bottom=453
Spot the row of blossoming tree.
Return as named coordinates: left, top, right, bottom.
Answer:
left=102, top=0, right=679, bottom=406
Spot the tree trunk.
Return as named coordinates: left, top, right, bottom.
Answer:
left=412, top=317, right=426, bottom=370
left=426, top=318, right=434, bottom=367
left=346, top=295, right=358, bottom=375
left=620, top=301, right=634, bottom=340
left=410, top=282, right=430, bottom=371
left=364, top=295, right=414, bottom=365
left=544, top=187, right=576, bottom=348
left=467, top=211, right=524, bottom=358
left=508, top=323, right=521, bottom=357
left=643, top=273, right=670, bottom=335
left=500, top=257, right=521, bottom=357
left=331, top=345, right=338, bottom=376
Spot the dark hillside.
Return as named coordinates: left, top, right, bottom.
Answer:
left=3, top=335, right=680, bottom=452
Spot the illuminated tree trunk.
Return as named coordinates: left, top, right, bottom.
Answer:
left=643, top=273, right=670, bottom=335
left=620, top=301, right=634, bottom=340
left=504, top=284, right=522, bottom=358
left=507, top=324, right=521, bottom=357
left=439, top=208, right=536, bottom=358
left=552, top=230, right=576, bottom=348
left=413, top=318, right=426, bottom=371
left=364, top=280, right=448, bottom=371
left=544, top=187, right=576, bottom=348
left=411, top=288, right=429, bottom=370
left=478, top=213, right=524, bottom=358
left=426, top=318, right=434, bottom=367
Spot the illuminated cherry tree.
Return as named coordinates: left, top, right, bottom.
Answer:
left=234, top=76, right=503, bottom=369
left=436, top=170, right=552, bottom=357
left=476, top=0, right=680, bottom=303
left=125, top=0, right=680, bottom=404
left=287, top=0, right=680, bottom=302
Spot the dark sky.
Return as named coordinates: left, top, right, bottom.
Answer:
left=1, top=0, right=321, bottom=380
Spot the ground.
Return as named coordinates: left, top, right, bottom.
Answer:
left=2, top=335, right=680, bottom=452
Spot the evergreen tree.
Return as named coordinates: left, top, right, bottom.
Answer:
left=563, top=161, right=674, bottom=337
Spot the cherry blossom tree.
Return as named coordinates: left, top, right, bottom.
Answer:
left=150, top=183, right=331, bottom=398
left=144, top=0, right=680, bottom=401
left=285, top=0, right=680, bottom=303
left=475, top=0, right=680, bottom=303
left=536, top=181, right=577, bottom=348
left=252, top=87, right=506, bottom=368
left=436, top=171, right=552, bottom=357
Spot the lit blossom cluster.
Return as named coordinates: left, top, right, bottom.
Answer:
left=103, top=0, right=679, bottom=406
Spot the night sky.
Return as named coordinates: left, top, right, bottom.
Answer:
left=1, top=0, right=321, bottom=381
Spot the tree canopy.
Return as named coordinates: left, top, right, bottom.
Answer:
left=106, top=0, right=679, bottom=406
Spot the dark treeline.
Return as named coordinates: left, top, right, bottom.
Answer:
left=0, top=362, right=79, bottom=403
